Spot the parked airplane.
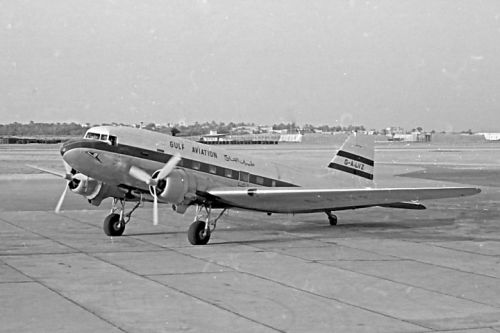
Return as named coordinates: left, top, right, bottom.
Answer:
left=31, top=126, right=480, bottom=245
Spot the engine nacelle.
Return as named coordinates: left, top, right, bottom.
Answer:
left=151, top=169, right=189, bottom=205
left=69, top=173, right=101, bottom=197
left=69, top=173, right=125, bottom=206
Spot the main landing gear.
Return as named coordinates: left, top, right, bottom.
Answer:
left=103, top=198, right=142, bottom=236
left=326, top=211, right=338, bottom=226
left=187, top=206, right=226, bottom=245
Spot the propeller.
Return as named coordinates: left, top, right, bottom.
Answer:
left=128, top=153, right=182, bottom=225
left=55, top=161, right=74, bottom=213
left=55, top=184, right=69, bottom=213
left=27, top=161, right=74, bottom=213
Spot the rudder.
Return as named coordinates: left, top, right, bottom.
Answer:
left=328, top=133, right=375, bottom=181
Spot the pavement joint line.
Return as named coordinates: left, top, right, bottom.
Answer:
left=216, top=236, right=500, bottom=320
left=5, top=210, right=500, bottom=283
left=206, top=232, right=500, bottom=323
left=261, top=244, right=500, bottom=309
left=313, top=259, right=406, bottom=262
left=291, top=241, right=500, bottom=309
left=0, top=215, right=284, bottom=332
left=0, top=281, right=33, bottom=284
left=138, top=235, right=434, bottom=332
left=425, top=242, right=500, bottom=258
left=431, top=325, right=500, bottom=332
left=313, top=257, right=500, bottom=310
left=189, top=251, right=436, bottom=331
left=0, top=259, right=129, bottom=333
left=128, top=233, right=432, bottom=332
left=144, top=270, right=236, bottom=277
left=87, top=248, right=286, bottom=333
left=0, top=252, right=80, bottom=257
left=319, top=239, right=500, bottom=281
left=4, top=204, right=499, bottom=329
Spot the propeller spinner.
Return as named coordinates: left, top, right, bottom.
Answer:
left=128, top=153, right=182, bottom=225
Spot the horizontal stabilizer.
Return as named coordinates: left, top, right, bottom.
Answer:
left=379, top=202, right=426, bottom=210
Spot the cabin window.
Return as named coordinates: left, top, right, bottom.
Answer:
left=209, top=165, right=217, bottom=174
left=225, top=169, right=233, bottom=178
left=256, top=176, right=264, bottom=185
left=100, top=134, right=108, bottom=141
left=239, top=172, right=249, bottom=182
left=272, top=180, right=276, bottom=187
left=193, top=161, right=200, bottom=170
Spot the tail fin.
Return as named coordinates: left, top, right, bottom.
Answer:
left=328, top=133, right=375, bottom=181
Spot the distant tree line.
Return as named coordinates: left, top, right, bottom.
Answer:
left=144, top=121, right=258, bottom=136
left=0, top=121, right=87, bottom=137
left=300, top=123, right=366, bottom=133
left=0, top=121, right=369, bottom=137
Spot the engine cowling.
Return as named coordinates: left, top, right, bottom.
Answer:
left=69, top=173, right=124, bottom=206
left=150, top=169, right=189, bottom=205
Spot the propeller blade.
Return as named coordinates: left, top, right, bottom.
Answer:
left=55, top=182, right=69, bottom=213
left=27, top=164, right=71, bottom=180
left=62, top=160, right=73, bottom=177
left=156, top=153, right=182, bottom=180
left=153, top=187, right=159, bottom=226
left=129, top=166, right=154, bottom=185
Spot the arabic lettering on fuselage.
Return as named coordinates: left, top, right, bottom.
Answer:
left=223, top=154, right=255, bottom=167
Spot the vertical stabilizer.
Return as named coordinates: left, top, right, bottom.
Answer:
left=328, top=133, right=375, bottom=182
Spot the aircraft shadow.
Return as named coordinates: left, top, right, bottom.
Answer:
left=211, top=217, right=470, bottom=246
left=124, top=231, right=187, bottom=237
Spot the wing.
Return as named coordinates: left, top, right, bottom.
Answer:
left=205, top=187, right=481, bottom=213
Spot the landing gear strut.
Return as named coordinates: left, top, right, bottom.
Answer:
left=187, top=205, right=226, bottom=245
left=103, top=198, right=142, bottom=236
left=326, top=211, right=338, bottom=226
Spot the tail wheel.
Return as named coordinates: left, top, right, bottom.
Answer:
left=188, top=221, right=211, bottom=245
left=103, top=213, right=125, bottom=236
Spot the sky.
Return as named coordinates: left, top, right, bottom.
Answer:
left=1, top=0, right=500, bottom=131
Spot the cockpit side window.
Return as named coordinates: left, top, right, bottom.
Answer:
left=109, top=135, right=117, bottom=146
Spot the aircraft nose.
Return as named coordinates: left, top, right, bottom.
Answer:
left=60, top=140, right=70, bottom=156
left=60, top=139, right=79, bottom=157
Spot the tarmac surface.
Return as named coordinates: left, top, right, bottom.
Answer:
left=1, top=143, right=500, bottom=332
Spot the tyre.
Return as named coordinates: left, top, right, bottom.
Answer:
left=103, top=213, right=125, bottom=236
left=187, top=221, right=211, bottom=245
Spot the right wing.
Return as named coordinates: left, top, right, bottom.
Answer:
left=205, top=186, right=481, bottom=214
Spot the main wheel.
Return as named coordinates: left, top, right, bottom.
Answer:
left=188, top=221, right=211, bottom=245
left=103, top=213, right=125, bottom=236
left=328, top=214, right=338, bottom=226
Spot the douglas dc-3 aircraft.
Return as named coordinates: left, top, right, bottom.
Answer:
left=31, top=126, right=480, bottom=245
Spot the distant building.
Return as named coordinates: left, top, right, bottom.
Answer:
left=481, top=133, right=500, bottom=141
left=387, top=129, right=431, bottom=142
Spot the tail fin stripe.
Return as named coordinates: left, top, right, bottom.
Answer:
left=336, top=150, right=374, bottom=166
left=328, top=162, right=374, bottom=180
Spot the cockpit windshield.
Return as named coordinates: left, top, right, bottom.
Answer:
left=84, top=130, right=117, bottom=146
left=85, top=132, right=101, bottom=140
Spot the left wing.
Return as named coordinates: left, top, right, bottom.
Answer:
left=205, top=187, right=481, bottom=214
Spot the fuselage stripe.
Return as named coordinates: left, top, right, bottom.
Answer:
left=328, top=162, right=374, bottom=180
left=336, top=150, right=374, bottom=166
left=62, top=140, right=298, bottom=188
